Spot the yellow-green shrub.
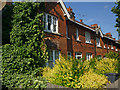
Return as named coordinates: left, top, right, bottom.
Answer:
left=78, top=69, right=109, bottom=89
left=43, top=56, right=109, bottom=88
left=95, top=58, right=118, bottom=74
left=43, top=56, right=83, bottom=88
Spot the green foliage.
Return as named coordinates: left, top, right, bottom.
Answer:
left=111, top=1, right=120, bottom=33
left=43, top=56, right=109, bottom=89
left=3, top=73, right=47, bottom=89
left=105, top=51, right=120, bottom=73
left=105, top=51, right=120, bottom=60
left=2, top=2, right=47, bottom=88
left=94, top=58, right=119, bottom=74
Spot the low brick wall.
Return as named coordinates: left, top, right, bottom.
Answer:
left=46, top=83, right=69, bottom=88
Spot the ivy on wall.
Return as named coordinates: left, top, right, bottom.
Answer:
left=2, top=2, right=48, bottom=88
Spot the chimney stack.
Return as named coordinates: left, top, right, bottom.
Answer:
left=67, top=6, right=75, bottom=20
left=91, top=24, right=98, bottom=30
left=104, top=33, right=112, bottom=38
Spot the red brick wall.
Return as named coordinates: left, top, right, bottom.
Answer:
left=44, top=2, right=68, bottom=55
left=44, top=2, right=120, bottom=59
left=67, top=21, right=95, bottom=59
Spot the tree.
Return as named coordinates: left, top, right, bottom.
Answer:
left=2, top=2, right=48, bottom=88
left=111, top=1, right=120, bottom=34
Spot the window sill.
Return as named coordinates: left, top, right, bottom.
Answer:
left=97, top=46, right=102, bottom=48
left=116, top=50, right=118, bottom=52
left=67, top=37, right=70, bottom=40
left=85, top=42, right=93, bottom=45
left=44, top=30, right=61, bottom=36
left=76, top=40, right=81, bottom=42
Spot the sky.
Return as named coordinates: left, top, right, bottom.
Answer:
left=64, top=2, right=118, bottom=40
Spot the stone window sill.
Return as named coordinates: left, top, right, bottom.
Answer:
left=44, top=30, right=61, bottom=36
left=85, top=42, right=93, bottom=45
left=76, top=40, right=81, bottom=42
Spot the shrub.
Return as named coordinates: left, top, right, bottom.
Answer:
left=43, top=56, right=109, bottom=88
left=95, top=58, right=118, bottom=74
left=78, top=69, right=109, bottom=89
left=105, top=51, right=120, bottom=60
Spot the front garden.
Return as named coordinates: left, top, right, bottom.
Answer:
left=43, top=52, right=120, bottom=89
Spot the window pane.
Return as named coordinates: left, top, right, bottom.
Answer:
left=75, top=52, right=82, bottom=59
left=48, top=15, right=51, bottom=30
left=48, top=61, right=53, bottom=68
left=85, top=32, right=91, bottom=43
left=53, top=25, right=56, bottom=32
left=86, top=53, right=92, bottom=60
left=48, top=50, right=53, bottom=61
left=53, top=17, right=57, bottom=32
left=76, top=29, right=79, bottom=40
left=55, top=50, right=59, bottom=60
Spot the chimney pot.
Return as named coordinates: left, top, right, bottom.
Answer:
left=80, top=19, right=83, bottom=23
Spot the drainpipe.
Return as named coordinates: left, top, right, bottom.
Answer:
left=94, top=33, right=96, bottom=57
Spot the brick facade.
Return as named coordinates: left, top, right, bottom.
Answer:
left=43, top=2, right=120, bottom=61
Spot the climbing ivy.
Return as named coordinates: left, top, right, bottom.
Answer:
left=2, top=2, right=48, bottom=88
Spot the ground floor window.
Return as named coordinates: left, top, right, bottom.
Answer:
left=47, top=50, right=60, bottom=68
left=75, top=52, right=82, bottom=59
left=67, top=51, right=71, bottom=57
left=86, top=53, right=92, bottom=60
left=97, top=55, right=102, bottom=60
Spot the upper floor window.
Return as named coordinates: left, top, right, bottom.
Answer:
left=96, top=37, right=101, bottom=47
left=111, top=42, right=114, bottom=49
left=104, top=41, right=106, bottom=48
left=76, top=28, right=79, bottom=41
left=43, top=13, right=58, bottom=33
left=75, top=52, right=82, bottom=59
left=85, top=31, right=91, bottom=43
left=107, top=42, right=109, bottom=49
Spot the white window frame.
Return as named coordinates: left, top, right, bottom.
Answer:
left=111, top=42, right=114, bottom=50
left=47, top=50, right=60, bottom=68
left=76, top=28, right=79, bottom=41
left=86, top=53, right=92, bottom=60
left=96, top=37, right=101, bottom=47
left=116, top=46, right=118, bottom=51
left=104, top=41, right=106, bottom=48
left=85, top=31, right=91, bottom=43
left=75, top=52, right=82, bottom=59
left=107, top=42, right=109, bottom=49
left=43, top=13, right=58, bottom=33
left=67, top=51, right=71, bottom=57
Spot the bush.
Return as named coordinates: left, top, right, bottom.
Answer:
left=78, top=69, right=109, bottom=89
left=2, top=73, right=47, bottom=89
left=43, top=56, right=109, bottom=88
left=105, top=51, right=120, bottom=60
left=95, top=58, right=118, bottom=74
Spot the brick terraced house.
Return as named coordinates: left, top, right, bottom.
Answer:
left=1, top=1, right=120, bottom=68
left=43, top=1, right=120, bottom=67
